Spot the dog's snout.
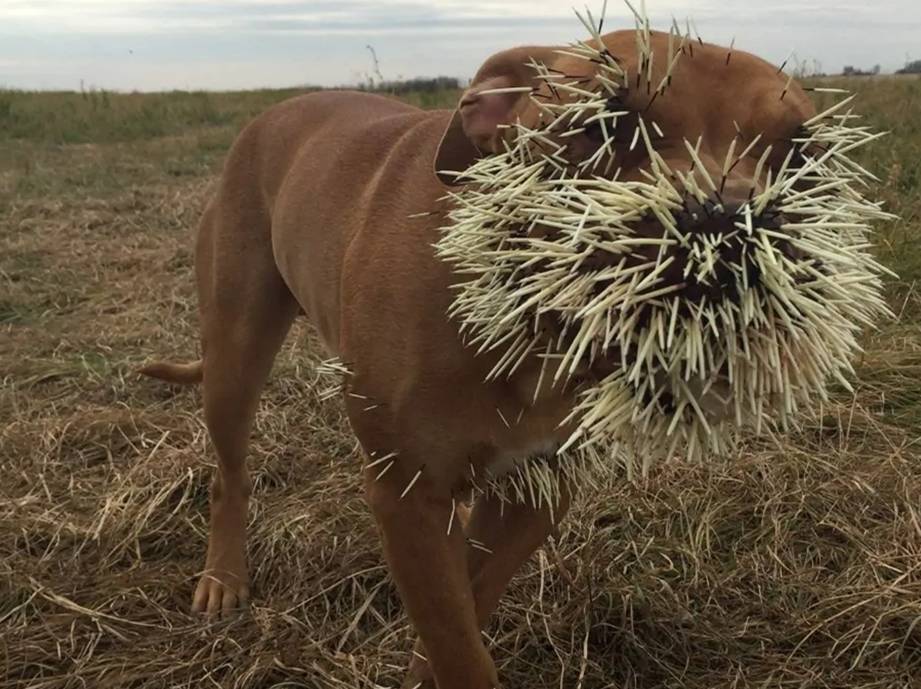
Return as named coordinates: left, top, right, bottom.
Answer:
left=674, top=194, right=788, bottom=236
left=675, top=197, right=739, bottom=235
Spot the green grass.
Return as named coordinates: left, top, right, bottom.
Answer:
left=0, top=88, right=306, bottom=145
left=0, top=87, right=461, bottom=147
left=809, top=78, right=921, bottom=284
left=0, top=87, right=461, bottom=204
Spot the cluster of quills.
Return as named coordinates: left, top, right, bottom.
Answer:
left=436, top=5, right=894, bottom=494
left=321, top=2, right=895, bottom=520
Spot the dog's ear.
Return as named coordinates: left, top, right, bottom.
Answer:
left=435, top=46, right=557, bottom=185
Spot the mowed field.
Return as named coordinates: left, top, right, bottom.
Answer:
left=1, top=78, right=921, bottom=689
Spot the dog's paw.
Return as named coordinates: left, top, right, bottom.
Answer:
left=403, top=649, right=436, bottom=689
left=191, top=568, right=250, bottom=616
left=401, top=678, right=435, bottom=689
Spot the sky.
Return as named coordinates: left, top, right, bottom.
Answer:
left=2, top=0, right=919, bottom=92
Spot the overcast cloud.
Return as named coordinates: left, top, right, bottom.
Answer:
left=1, top=0, right=919, bottom=91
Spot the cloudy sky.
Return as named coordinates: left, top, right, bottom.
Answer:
left=2, top=0, right=919, bottom=91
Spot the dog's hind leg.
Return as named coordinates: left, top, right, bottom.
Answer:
left=191, top=200, right=299, bottom=615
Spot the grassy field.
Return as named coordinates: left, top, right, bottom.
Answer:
left=1, top=79, right=920, bottom=689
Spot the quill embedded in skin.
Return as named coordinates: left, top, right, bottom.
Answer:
left=434, top=3, right=895, bottom=506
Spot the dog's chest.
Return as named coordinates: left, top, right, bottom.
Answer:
left=485, top=438, right=560, bottom=480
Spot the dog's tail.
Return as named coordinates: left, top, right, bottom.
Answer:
left=139, top=359, right=203, bottom=385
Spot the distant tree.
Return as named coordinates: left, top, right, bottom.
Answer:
left=898, top=59, right=921, bottom=74
left=354, top=44, right=461, bottom=94
left=355, top=75, right=461, bottom=94
left=841, top=64, right=880, bottom=77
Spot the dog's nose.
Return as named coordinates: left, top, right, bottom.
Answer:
left=674, top=197, right=741, bottom=235
left=674, top=195, right=787, bottom=236
left=665, top=193, right=799, bottom=304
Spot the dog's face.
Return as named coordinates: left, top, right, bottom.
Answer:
left=439, top=31, right=814, bottom=186
left=435, top=29, right=891, bottom=466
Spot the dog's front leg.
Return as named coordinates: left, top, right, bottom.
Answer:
left=406, top=487, right=572, bottom=686
left=467, top=487, right=572, bottom=626
left=365, top=469, right=500, bottom=689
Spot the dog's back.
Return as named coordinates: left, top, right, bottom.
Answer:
left=210, top=91, right=453, bottom=353
left=142, top=91, right=454, bottom=381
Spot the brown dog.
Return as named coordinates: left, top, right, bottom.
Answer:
left=142, top=29, right=813, bottom=689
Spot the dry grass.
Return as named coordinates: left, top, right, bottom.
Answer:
left=2, top=81, right=921, bottom=688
